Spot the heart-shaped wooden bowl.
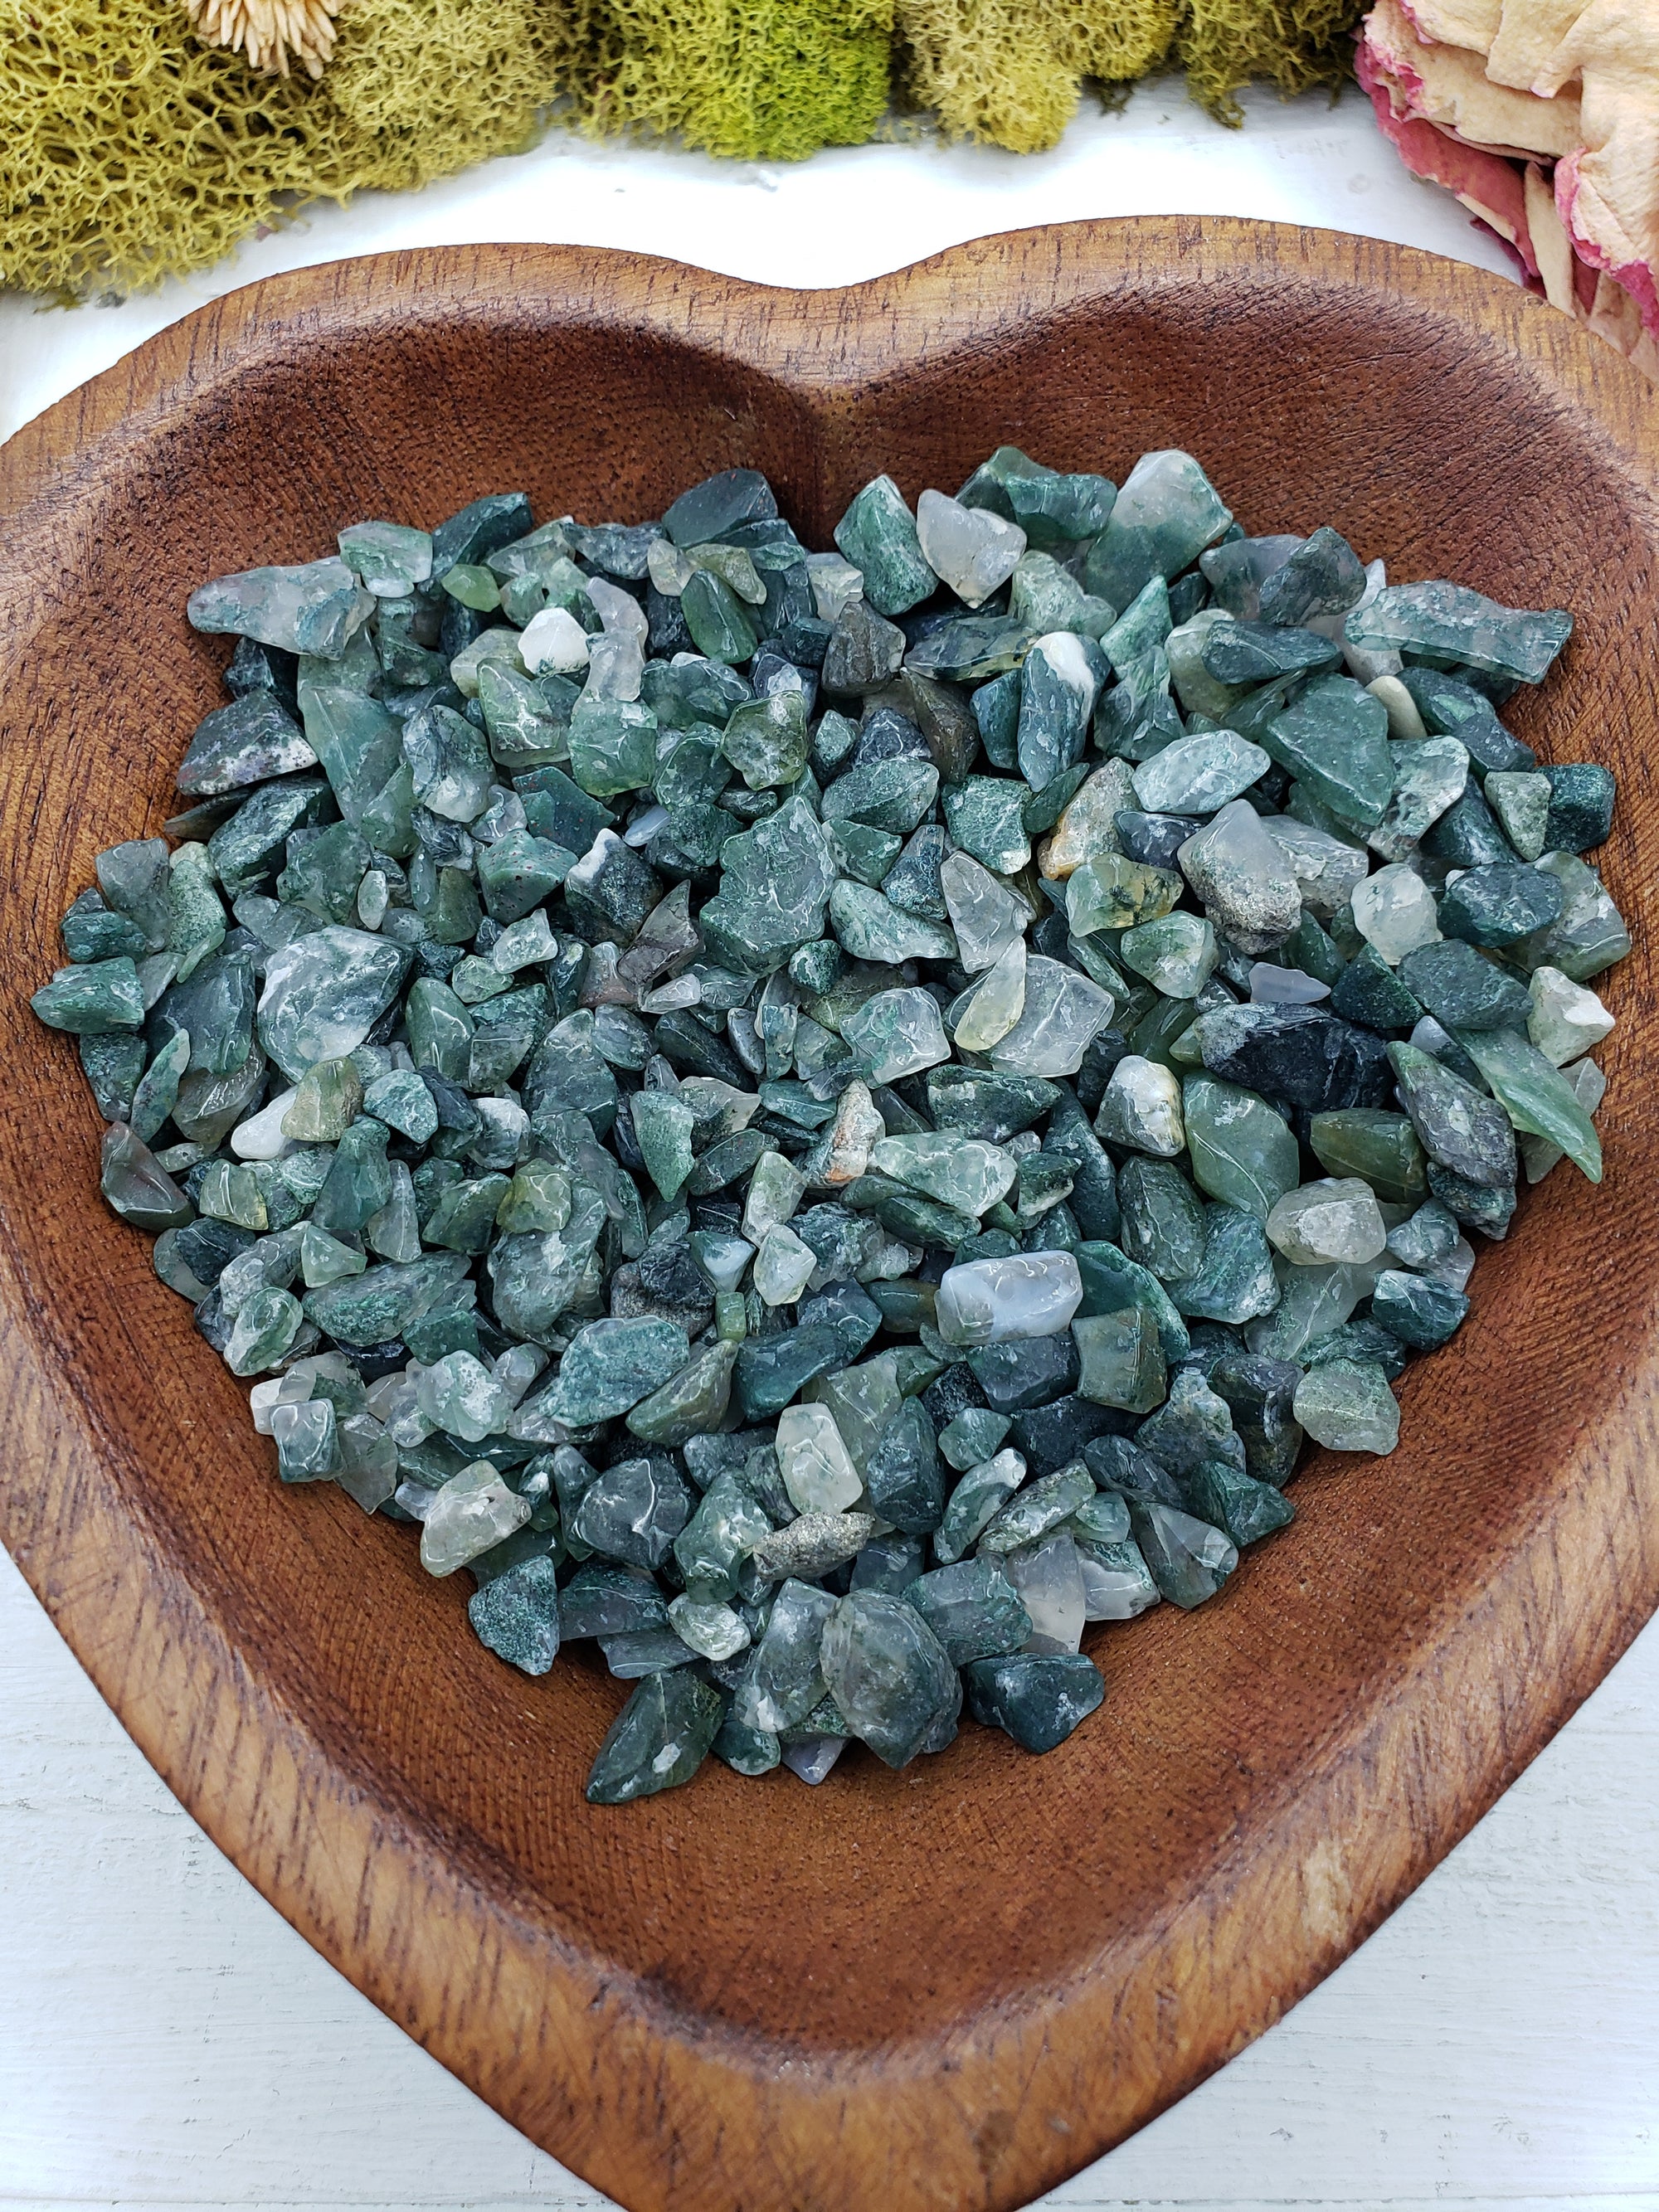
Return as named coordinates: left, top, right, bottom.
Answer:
left=2, top=217, right=1657, bottom=2212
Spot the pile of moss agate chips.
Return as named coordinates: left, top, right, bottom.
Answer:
left=33, top=450, right=1626, bottom=1804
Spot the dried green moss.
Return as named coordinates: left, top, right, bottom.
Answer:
left=896, top=0, right=1176, bottom=156
left=0, top=0, right=568, bottom=300
left=572, top=0, right=894, bottom=163
left=1176, top=0, right=1365, bottom=124
left=0, top=0, right=1364, bottom=299
left=896, top=0, right=1363, bottom=152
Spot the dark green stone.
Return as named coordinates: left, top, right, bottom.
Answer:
left=1544, top=763, right=1615, bottom=853
left=1086, top=1432, right=1184, bottom=1507
left=907, top=615, right=1034, bottom=686
left=559, top=1560, right=669, bottom=1639
left=1084, top=450, right=1229, bottom=609
left=927, top=1066, right=1060, bottom=1141
left=721, top=691, right=810, bottom=790
left=734, top=1324, right=846, bottom=1419
left=95, top=837, right=172, bottom=948
left=80, top=1033, right=147, bottom=1122
left=1399, top=668, right=1535, bottom=774
left=1330, top=944, right=1422, bottom=1035
left=309, top=1116, right=392, bottom=1236
left=971, top=668, right=1021, bottom=769
left=1439, top=864, right=1564, bottom=948
left=1427, top=1162, right=1516, bottom=1237
left=1074, top=1239, right=1190, bottom=1360
left=585, top=1669, right=723, bottom=1804
left=1182, top=1458, right=1294, bottom=1547
left=863, top=1394, right=945, bottom=1534
left=1117, top=1156, right=1206, bottom=1283
left=1422, top=786, right=1516, bottom=868
left=545, top=1317, right=690, bottom=1425
left=276, top=823, right=369, bottom=924
left=1370, top=1267, right=1469, bottom=1349
left=1263, top=677, right=1394, bottom=833
left=100, top=1122, right=193, bottom=1231
left=524, top=1012, right=620, bottom=1131
left=664, top=467, right=776, bottom=548
left=128, top=1028, right=189, bottom=1143
left=32, top=956, right=145, bottom=1035
left=957, top=446, right=1115, bottom=548
left=1388, top=1042, right=1517, bottom=1188
left=475, top=662, right=569, bottom=772
left=432, top=493, right=532, bottom=571
left=476, top=829, right=576, bottom=924
left=207, top=775, right=333, bottom=891
left=820, top=1589, right=959, bottom=1768
left=177, top=693, right=316, bottom=797
left=1168, top=1205, right=1279, bottom=1325
left=1308, top=1107, right=1427, bottom=1203
left=468, top=1554, right=562, bottom=1675
left=1181, top=1074, right=1300, bottom=1221
left=1257, top=526, right=1366, bottom=626
left=302, top=685, right=406, bottom=828
left=1208, top=1352, right=1303, bottom=1485
left=570, top=1454, right=695, bottom=1571
left=513, top=763, right=614, bottom=850
left=1137, top=1366, right=1242, bottom=1476
left=1018, top=638, right=1096, bottom=792
left=302, top=1251, right=471, bottom=1347
left=822, top=758, right=940, bottom=835
left=1398, top=940, right=1532, bottom=1031
left=674, top=1471, right=773, bottom=1603
left=963, top=1651, right=1104, bottom=1752
left=1301, top=1317, right=1410, bottom=1382
left=844, top=1172, right=977, bottom=1248
left=698, top=796, right=836, bottom=974
left=569, top=521, right=663, bottom=578
left=625, top=1339, right=738, bottom=1446
left=907, top=1558, right=1032, bottom=1665
left=713, top=1713, right=781, bottom=1776
left=821, top=600, right=907, bottom=693
left=967, top=1333, right=1080, bottom=1414
left=1043, top=1096, right=1120, bottom=1242
left=60, top=889, right=154, bottom=963
left=1283, top=912, right=1345, bottom=987
left=789, top=938, right=843, bottom=994
left=681, top=571, right=758, bottom=664
left=825, top=819, right=902, bottom=886
left=1126, top=1496, right=1238, bottom=1608
left=1200, top=619, right=1342, bottom=684
left=833, top=475, right=936, bottom=617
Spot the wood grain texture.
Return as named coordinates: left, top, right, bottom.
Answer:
left=0, top=217, right=1657, bottom=2212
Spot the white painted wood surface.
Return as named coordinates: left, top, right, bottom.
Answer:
left=3, top=78, right=1655, bottom=2210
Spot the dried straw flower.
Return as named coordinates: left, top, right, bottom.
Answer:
left=184, top=0, right=341, bottom=78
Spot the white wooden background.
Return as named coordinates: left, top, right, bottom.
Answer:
left=4, top=79, right=1657, bottom=2211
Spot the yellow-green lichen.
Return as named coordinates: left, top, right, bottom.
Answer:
left=1176, top=0, right=1365, bottom=124
left=0, top=0, right=1364, bottom=299
left=896, top=0, right=1177, bottom=156
left=572, top=0, right=894, bottom=163
left=895, top=0, right=1362, bottom=151
left=0, top=0, right=568, bottom=300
